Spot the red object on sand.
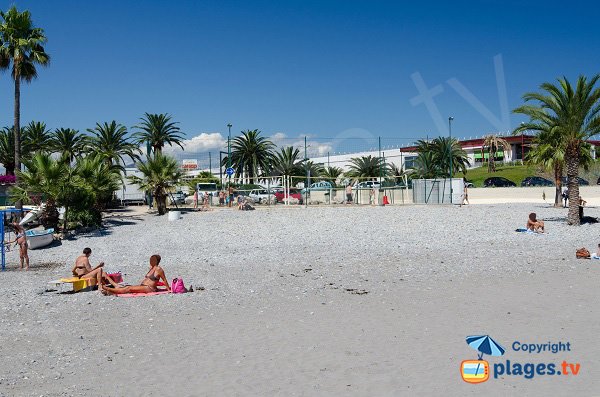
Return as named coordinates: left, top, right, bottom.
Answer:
left=383, top=196, right=390, bottom=205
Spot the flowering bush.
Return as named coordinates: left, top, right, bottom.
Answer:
left=0, top=175, right=16, bottom=184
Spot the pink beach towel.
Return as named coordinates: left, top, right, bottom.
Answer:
left=117, top=290, right=170, bottom=298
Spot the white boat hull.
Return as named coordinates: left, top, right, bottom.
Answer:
left=26, top=228, right=54, bottom=250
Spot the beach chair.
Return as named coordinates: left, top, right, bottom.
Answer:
left=48, top=277, right=92, bottom=292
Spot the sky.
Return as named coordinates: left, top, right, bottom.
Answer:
left=1, top=0, right=599, bottom=155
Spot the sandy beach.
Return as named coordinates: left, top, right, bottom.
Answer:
left=1, top=202, right=599, bottom=396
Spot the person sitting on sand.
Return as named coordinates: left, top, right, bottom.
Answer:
left=527, top=212, right=545, bottom=233
left=72, top=247, right=120, bottom=288
left=6, top=222, right=29, bottom=270
left=100, top=254, right=171, bottom=295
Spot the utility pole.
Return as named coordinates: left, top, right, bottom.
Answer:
left=448, top=117, right=454, bottom=204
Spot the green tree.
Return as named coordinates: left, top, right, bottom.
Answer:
left=415, top=137, right=470, bottom=177
left=87, top=121, right=139, bottom=168
left=271, top=146, right=304, bottom=177
left=320, top=166, right=343, bottom=186
left=134, top=113, right=184, bottom=155
left=0, top=127, right=15, bottom=175
left=223, top=129, right=275, bottom=184
left=345, top=155, right=389, bottom=181
left=129, top=154, right=182, bottom=215
left=51, top=128, right=87, bottom=164
left=482, top=134, right=511, bottom=172
left=22, top=121, right=52, bottom=154
left=0, top=6, right=50, bottom=202
left=411, top=151, right=440, bottom=179
left=513, top=75, right=600, bottom=225
left=187, top=171, right=220, bottom=191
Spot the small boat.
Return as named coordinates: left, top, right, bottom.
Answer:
left=26, top=228, right=54, bottom=249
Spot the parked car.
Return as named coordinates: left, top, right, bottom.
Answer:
left=561, top=176, right=589, bottom=186
left=353, top=181, right=381, bottom=190
left=521, top=176, right=554, bottom=187
left=274, top=188, right=304, bottom=204
left=301, top=181, right=334, bottom=194
left=249, top=189, right=275, bottom=204
left=169, top=190, right=187, bottom=205
left=483, top=177, right=516, bottom=187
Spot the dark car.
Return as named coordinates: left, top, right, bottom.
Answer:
left=597, top=176, right=600, bottom=185
left=561, top=177, right=589, bottom=186
left=483, top=177, right=516, bottom=187
left=521, top=176, right=554, bottom=187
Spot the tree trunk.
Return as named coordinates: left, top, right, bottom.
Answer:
left=63, top=205, right=69, bottom=232
left=553, top=163, right=562, bottom=208
left=14, top=74, right=22, bottom=210
left=566, top=147, right=580, bottom=225
left=155, top=190, right=167, bottom=215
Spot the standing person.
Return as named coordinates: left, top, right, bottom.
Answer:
left=7, top=222, right=29, bottom=270
left=203, top=192, right=210, bottom=210
left=228, top=185, right=234, bottom=208
left=345, top=184, right=353, bottom=205
left=461, top=181, right=469, bottom=206
left=218, top=190, right=225, bottom=207
left=193, top=190, right=199, bottom=209
left=562, top=188, right=569, bottom=208
left=369, top=187, right=375, bottom=206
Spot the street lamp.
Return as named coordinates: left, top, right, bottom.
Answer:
left=227, top=123, right=232, bottom=206
left=448, top=116, right=454, bottom=203
left=520, top=122, right=525, bottom=164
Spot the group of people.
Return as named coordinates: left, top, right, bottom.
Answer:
left=72, top=248, right=171, bottom=295
left=192, top=190, right=211, bottom=211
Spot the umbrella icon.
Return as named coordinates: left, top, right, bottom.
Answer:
left=465, top=335, right=505, bottom=377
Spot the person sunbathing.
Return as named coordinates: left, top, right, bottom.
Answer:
left=6, top=222, right=29, bottom=270
left=527, top=212, right=545, bottom=233
left=100, top=254, right=171, bottom=295
left=72, top=247, right=120, bottom=288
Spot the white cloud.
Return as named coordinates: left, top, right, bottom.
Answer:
left=162, top=132, right=227, bottom=154
left=270, top=132, right=333, bottom=158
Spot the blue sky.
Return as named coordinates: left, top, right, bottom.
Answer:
left=1, top=0, right=599, bottom=153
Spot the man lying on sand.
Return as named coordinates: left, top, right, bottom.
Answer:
left=100, top=254, right=171, bottom=295
left=73, top=248, right=120, bottom=288
left=527, top=212, right=545, bottom=233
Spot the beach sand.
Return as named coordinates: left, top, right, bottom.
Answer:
left=1, top=203, right=599, bottom=396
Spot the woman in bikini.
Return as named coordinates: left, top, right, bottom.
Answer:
left=100, top=254, right=171, bottom=295
left=6, top=222, right=29, bottom=270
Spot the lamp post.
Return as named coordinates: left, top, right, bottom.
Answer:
left=520, top=122, right=525, bottom=164
left=448, top=116, right=454, bottom=203
left=227, top=123, right=232, bottom=206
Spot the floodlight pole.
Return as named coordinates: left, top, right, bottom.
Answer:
left=227, top=123, right=232, bottom=186
left=305, top=136, right=308, bottom=208
left=449, top=117, right=454, bottom=204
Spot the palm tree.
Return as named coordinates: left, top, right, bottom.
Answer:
left=300, top=160, right=324, bottom=185
left=128, top=153, right=182, bottom=215
left=411, top=151, right=440, bottom=179
left=345, top=155, right=389, bottom=181
left=74, top=154, right=122, bottom=210
left=51, top=128, right=87, bottom=164
left=87, top=121, right=140, bottom=168
left=320, top=166, right=343, bottom=186
left=513, top=75, right=600, bottom=225
left=271, top=146, right=304, bottom=177
left=224, top=129, right=274, bottom=184
left=0, top=127, right=15, bottom=175
left=12, top=153, right=67, bottom=229
left=134, top=113, right=185, bottom=155
left=387, top=163, right=407, bottom=185
left=482, top=134, right=511, bottom=172
left=22, top=121, right=52, bottom=154
left=0, top=6, right=50, bottom=200
left=415, top=137, right=470, bottom=177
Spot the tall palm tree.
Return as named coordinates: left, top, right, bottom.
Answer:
left=128, top=153, right=182, bottom=215
left=271, top=146, right=304, bottom=177
left=223, top=129, right=274, bottom=184
left=134, top=113, right=185, bottom=155
left=300, top=160, right=324, bottom=185
left=514, top=75, right=600, bottom=225
left=51, top=128, right=87, bottom=164
left=22, top=121, right=52, bottom=155
left=0, top=127, right=15, bottom=175
left=345, top=155, right=389, bottom=181
left=87, top=121, right=140, bottom=168
left=74, top=154, right=122, bottom=210
left=482, top=134, right=511, bottom=172
left=0, top=6, right=50, bottom=202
